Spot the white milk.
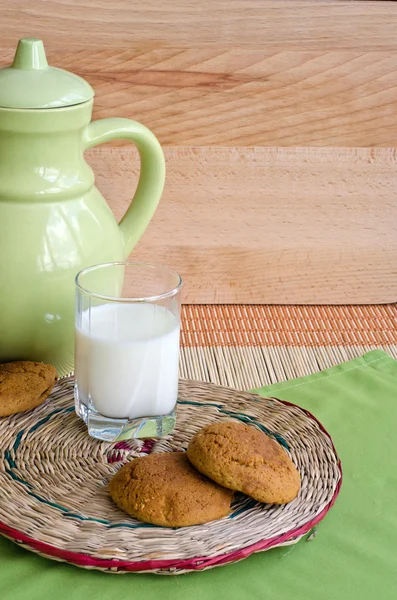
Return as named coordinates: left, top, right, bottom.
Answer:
left=75, top=303, right=180, bottom=419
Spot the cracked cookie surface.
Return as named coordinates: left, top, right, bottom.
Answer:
left=109, top=451, right=233, bottom=527
left=0, top=361, right=57, bottom=417
left=187, top=421, right=300, bottom=504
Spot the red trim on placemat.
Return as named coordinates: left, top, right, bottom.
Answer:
left=0, top=395, right=343, bottom=573
left=0, top=486, right=340, bottom=572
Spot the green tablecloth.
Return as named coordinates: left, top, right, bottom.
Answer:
left=1, top=349, right=396, bottom=599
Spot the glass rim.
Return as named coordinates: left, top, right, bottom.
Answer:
left=75, top=261, right=183, bottom=303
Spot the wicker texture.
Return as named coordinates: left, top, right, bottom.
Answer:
left=178, top=304, right=397, bottom=390
left=0, top=377, right=341, bottom=574
left=181, top=305, right=397, bottom=347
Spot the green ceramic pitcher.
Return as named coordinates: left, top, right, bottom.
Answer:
left=0, top=39, right=165, bottom=376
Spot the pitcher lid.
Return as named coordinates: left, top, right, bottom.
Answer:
left=0, top=38, right=94, bottom=109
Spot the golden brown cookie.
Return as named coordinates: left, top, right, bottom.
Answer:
left=0, top=361, right=57, bottom=417
left=109, top=451, right=234, bottom=527
left=187, top=421, right=300, bottom=504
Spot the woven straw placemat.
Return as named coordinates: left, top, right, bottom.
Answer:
left=180, top=305, right=397, bottom=389
left=0, top=377, right=341, bottom=574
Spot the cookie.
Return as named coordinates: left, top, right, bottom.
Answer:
left=0, top=361, right=57, bottom=417
left=187, top=421, right=300, bottom=504
left=109, top=451, right=234, bottom=527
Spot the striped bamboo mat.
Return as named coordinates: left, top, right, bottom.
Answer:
left=179, top=305, right=397, bottom=389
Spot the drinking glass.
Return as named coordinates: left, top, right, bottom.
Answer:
left=74, top=262, right=182, bottom=441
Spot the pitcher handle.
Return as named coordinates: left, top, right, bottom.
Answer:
left=83, top=118, right=165, bottom=257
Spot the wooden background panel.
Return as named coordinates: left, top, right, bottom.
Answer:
left=1, top=1, right=396, bottom=50
left=31, top=49, right=397, bottom=147
left=88, top=147, right=397, bottom=304
left=0, top=1, right=397, bottom=146
left=1, top=0, right=397, bottom=303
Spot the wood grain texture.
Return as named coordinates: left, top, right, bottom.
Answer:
left=1, top=1, right=396, bottom=50
left=1, top=1, right=397, bottom=303
left=35, top=49, right=397, bottom=147
left=87, top=146, right=397, bottom=304
left=1, top=1, right=397, bottom=146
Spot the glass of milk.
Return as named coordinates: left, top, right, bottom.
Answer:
left=74, top=262, right=182, bottom=441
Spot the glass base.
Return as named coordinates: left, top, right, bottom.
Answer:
left=74, top=384, right=176, bottom=442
